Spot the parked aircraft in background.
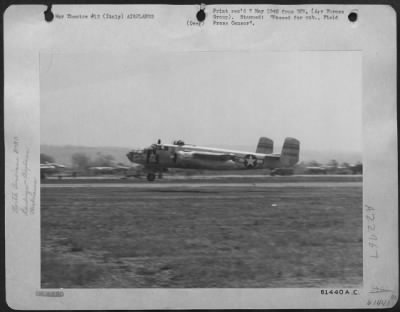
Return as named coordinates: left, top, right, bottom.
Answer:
left=41, top=161, right=132, bottom=179
left=126, top=137, right=300, bottom=181
left=270, top=167, right=294, bottom=176
left=40, top=162, right=67, bottom=179
left=305, top=163, right=362, bottom=175
left=305, top=166, right=328, bottom=174
left=88, top=165, right=130, bottom=175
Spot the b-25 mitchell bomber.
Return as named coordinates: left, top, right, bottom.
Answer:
left=126, top=137, right=300, bottom=181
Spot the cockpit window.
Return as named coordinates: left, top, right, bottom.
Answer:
left=173, top=140, right=185, bottom=146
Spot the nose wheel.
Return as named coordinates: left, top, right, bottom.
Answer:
left=146, top=171, right=164, bottom=182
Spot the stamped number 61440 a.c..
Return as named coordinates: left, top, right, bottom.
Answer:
left=321, top=289, right=360, bottom=295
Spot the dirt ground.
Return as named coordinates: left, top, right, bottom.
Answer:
left=41, top=178, right=362, bottom=288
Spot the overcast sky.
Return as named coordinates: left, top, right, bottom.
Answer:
left=40, top=51, right=361, bottom=153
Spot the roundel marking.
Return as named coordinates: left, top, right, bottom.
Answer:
left=244, top=154, right=257, bottom=168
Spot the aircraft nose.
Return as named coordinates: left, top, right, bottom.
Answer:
left=126, top=151, right=134, bottom=162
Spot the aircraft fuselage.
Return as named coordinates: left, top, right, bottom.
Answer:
left=127, top=138, right=300, bottom=181
left=127, top=143, right=282, bottom=171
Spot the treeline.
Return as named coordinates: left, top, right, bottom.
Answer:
left=41, top=152, right=127, bottom=170
left=40, top=153, right=55, bottom=163
left=71, top=152, right=118, bottom=170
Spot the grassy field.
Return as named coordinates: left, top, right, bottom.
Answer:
left=41, top=182, right=362, bottom=288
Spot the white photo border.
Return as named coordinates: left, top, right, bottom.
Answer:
left=4, top=4, right=398, bottom=309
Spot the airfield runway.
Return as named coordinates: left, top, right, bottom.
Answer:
left=41, top=175, right=362, bottom=288
left=41, top=181, right=361, bottom=188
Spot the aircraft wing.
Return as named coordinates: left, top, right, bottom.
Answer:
left=263, top=154, right=281, bottom=160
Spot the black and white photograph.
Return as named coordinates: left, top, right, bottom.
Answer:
left=40, top=51, right=363, bottom=288
left=4, top=4, right=397, bottom=310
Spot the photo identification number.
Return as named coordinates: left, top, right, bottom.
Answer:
left=321, top=289, right=359, bottom=295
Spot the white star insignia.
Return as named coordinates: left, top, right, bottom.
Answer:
left=247, top=157, right=256, bottom=166
left=244, top=155, right=257, bottom=168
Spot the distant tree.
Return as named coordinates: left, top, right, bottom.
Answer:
left=71, top=153, right=91, bottom=170
left=40, top=153, right=55, bottom=163
left=90, top=153, right=115, bottom=167
left=341, top=162, right=350, bottom=168
left=351, top=161, right=363, bottom=174
left=295, top=161, right=307, bottom=168
left=327, top=159, right=338, bottom=168
left=307, top=160, right=321, bottom=167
